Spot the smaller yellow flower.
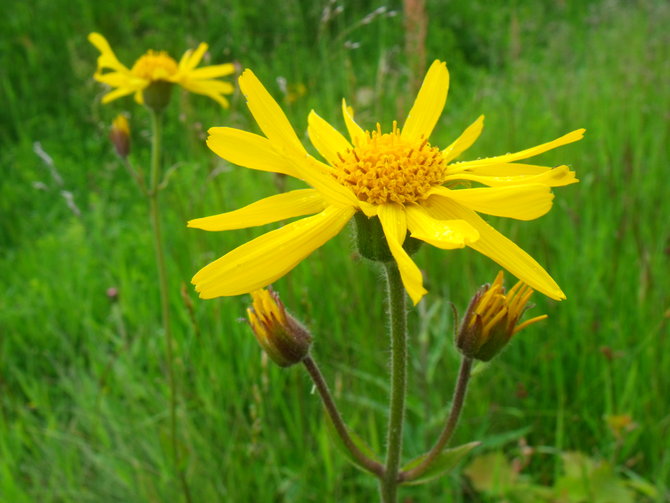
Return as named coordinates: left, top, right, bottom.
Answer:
left=88, top=32, right=235, bottom=108
left=109, top=114, right=130, bottom=158
left=457, top=271, right=547, bottom=361
left=247, top=288, right=312, bottom=367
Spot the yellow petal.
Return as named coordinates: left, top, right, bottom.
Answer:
left=308, top=110, right=352, bottom=166
left=179, top=42, right=208, bottom=72
left=186, top=63, right=236, bottom=79
left=207, top=127, right=296, bottom=176
left=442, top=115, right=484, bottom=163
left=406, top=204, right=479, bottom=249
left=452, top=162, right=553, bottom=176
left=341, top=99, right=366, bottom=146
left=192, top=205, right=355, bottom=298
left=180, top=79, right=234, bottom=94
left=378, top=204, right=427, bottom=305
left=282, top=151, right=360, bottom=208
left=238, top=69, right=307, bottom=156
left=429, top=184, right=554, bottom=221
left=179, top=79, right=234, bottom=106
left=188, top=189, right=326, bottom=231
left=358, top=200, right=378, bottom=217
left=443, top=165, right=578, bottom=187
left=424, top=196, right=565, bottom=300
left=93, top=71, right=133, bottom=87
left=101, top=86, right=138, bottom=104
left=453, top=129, right=586, bottom=170
left=88, top=32, right=129, bottom=73
left=401, top=60, right=449, bottom=142
left=207, top=129, right=358, bottom=208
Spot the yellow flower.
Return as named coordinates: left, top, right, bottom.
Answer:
left=190, top=60, right=584, bottom=304
left=456, top=271, right=547, bottom=361
left=88, top=32, right=235, bottom=108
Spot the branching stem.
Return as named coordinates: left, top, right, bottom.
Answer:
left=302, top=356, right=383, bottom=476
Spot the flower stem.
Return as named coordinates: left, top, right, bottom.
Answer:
left=302, top=356, right=383, bottom=476
left=148, top=110, right=191, bottom=503
left=400, top=356, right=473, bottom=482
left=380, top=262, right=408, bottom=503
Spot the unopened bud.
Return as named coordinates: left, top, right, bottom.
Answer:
left=110, top=114, right=130, bottom=158
left=457, top=271, right=547, bottom=361
left=247, top=288, right=312, bottom=367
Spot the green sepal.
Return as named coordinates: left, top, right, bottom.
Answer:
left=144, top=80, right=173, bottom=112
left=323, top=410, right=381, bottom=473
left=400, top=441, right=480, bottom=486
left=353, top=212, right=422, bottom=262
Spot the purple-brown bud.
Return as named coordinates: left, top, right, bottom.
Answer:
left=110, top=114, right=130, bottom=158
left=247, top=288, right=312, bottom=367
left=457, top=271, right=547, bottom=362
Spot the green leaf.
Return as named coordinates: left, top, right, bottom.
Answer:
left=323, top=411, right=381, bottom=473
left=401, top=441, right=480, bottom=486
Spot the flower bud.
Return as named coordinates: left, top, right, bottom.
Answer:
left=457, top=271, right=547, bottom=361
left=110, top=114, right=130, bottom=158
left=247, top=288, right=312, bottom=367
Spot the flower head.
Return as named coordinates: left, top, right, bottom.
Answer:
left=247, top=288, right=312, bottom=367
left=190, top=61, right=584, bottom=304
left=457, top=271, right=547, bottom=361
left=88, top=32, right=235, bottom=108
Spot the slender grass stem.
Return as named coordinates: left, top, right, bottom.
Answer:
left=302, top=356, right=383, bottom=476
left=148, top=110, right=191, bottom=503
left=379, top=262, right=408, bottom=503
left=399, top=356, right=473, bottom=482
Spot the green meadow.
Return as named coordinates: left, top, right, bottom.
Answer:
left=1, top=0, right=668, bottom=501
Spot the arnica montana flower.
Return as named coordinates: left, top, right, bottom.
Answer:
left=456, top=271, right=547, bottom=361
left=88, top=32, right=235, bottom=108
left=190, top=61, right=584, bottom=304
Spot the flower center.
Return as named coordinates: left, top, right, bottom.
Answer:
left=131, top=50, right=178, bottom=81
left=333, top=123, right=447, bottom=205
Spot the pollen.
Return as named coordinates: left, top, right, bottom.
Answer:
left=333, top=122, right=447, bottom=205
left=131, top=50, right=178, bottom=81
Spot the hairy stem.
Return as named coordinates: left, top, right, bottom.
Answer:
left=379, top=262, right=408, bottom=503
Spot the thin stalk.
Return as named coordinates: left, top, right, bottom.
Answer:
left=123, top=157, right=147, bottom=195
left=379, top=262, right=408, bottom=503
left=302, top=356, right=383, bottom=476
left=400, top=356, right=473, bottom=482
left=148, top=110, right=191, bottom=503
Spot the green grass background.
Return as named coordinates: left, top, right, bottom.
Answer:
left=1, top=0, right=668, bottom=501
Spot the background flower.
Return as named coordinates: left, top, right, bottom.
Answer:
left=88, top=32, right=235, bottom=107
